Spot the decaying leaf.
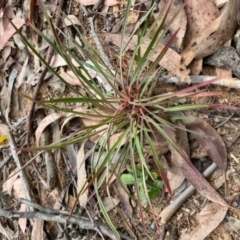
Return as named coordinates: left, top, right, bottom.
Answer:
left=222, top=215, right=240, bottom=235
left=13, top=178, right=27, bottom=233
left=64, top=15, right=82, bottom=26
left=179, top=202, right=228, bottom=240
left=0, top=17, right=25, bottom=50
left=184, top=0, right=219, bottom=46
left=2, top=168, right=19, bottom=195
left=181, top=0, right=240, bottom=66
left=183, top=0, right=219, bottom=74
left=35, top=113, right=62, bottom=147
left=59, top=68, right=82, bottom=86
left=31, top=220, right=44, bottom=240
left=167, top=122, right=189, bottom=192
left=114, top=180, right=133, bottom=219
left=103, top=196, right=120, bottom=212
left=165, top=126, right=228, bottom=208
left=182, top=115, right=227, bottom=176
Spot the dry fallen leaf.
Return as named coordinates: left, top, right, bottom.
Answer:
left=184, top=0, right=219, bottom=74
left=104, top=0, right=118, bottom=6
left=78, top=0, right=96, bottom=6
left=103, top=196, right=120, bottom=212
left=64, top=15, right=82, bottom=26
left=2, top=168, right=19, bottom=195
left=59, top=68, right=82, bottom=86
left=179, top=202, right=228, bottom=240
left=31, top=220, right=44, bottom=240
left=181, top=0, right=240, bottom=66
left=35, top=113, right=62, bottom=147
left=182, top=115, right=227, bottom=175
left=0, top=17, right=25, bottom=50
left=165, top=126, right=228, bottom=208
left=148, top=0, right=187, bottom=51
left=77, top=143, right=88, bottom=207
left=13, top=178, right=27, bottom=233
left=168, top=122, right=189, bottom=192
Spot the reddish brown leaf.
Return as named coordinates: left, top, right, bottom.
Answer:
left=168, top=143, right=228, bottom=207
left=164, top=127, right=228, bottom=208
left=167, top=122, right=189, bottom=192
left=182, top=115, right=227, bottom=175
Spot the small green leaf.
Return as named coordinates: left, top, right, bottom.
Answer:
left=120, top=174, right=135, bottom=185
left=151, top=172, right=158, bottom=180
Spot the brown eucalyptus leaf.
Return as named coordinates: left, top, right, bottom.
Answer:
left=168, top=143, right=228, bottom=208
left=184, top=0, right=219, bottom=46
left=182, top=115, right=227, bottom=175
left=168, top=122, right=189, bottom=192
left=183, top=0, right=219, bottom=74
left=181, top=0, right=240, bottom=66
left=179, top=202, right=228, bottom=240
left=165, top=127, right=228, bottom=207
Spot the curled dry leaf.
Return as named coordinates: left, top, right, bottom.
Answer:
left=105, top=34, right=190, bottom=83
left=0, top=17, right=25, bottom=50
left=182, top=115, right=227, bottom=175
left=59, top=68, right=82, bottom=86
left=35, top=113, right=62, bottom=147
left=181, top=0, right=240, bottom=66
left=179, top=202, right=228, bottom=240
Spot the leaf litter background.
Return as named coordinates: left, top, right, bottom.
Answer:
left=1, top=0, right=240, bottom=239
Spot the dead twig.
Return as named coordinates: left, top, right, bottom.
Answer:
left=165, top=75, right=240, bottom=89
left=0, top=198, right=133, bottom=240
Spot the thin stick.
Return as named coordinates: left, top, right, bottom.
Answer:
left=164, top=75, right=240, bottom=89
left=8, top=198, right=132, bottom=240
